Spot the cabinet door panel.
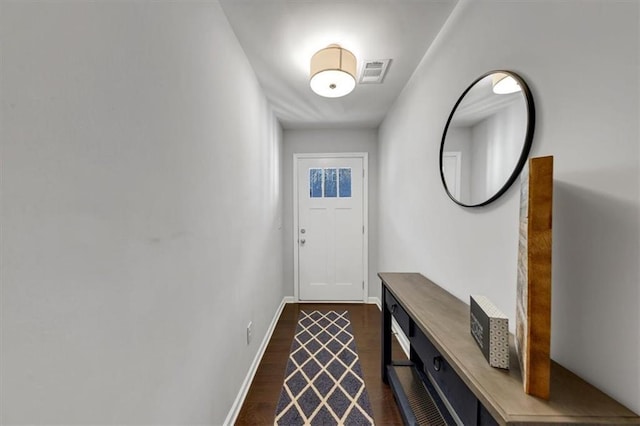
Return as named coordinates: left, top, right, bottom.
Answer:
left=412, top=326, right=478, bottom=425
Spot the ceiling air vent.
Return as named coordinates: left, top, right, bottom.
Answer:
left=359, top=59, right=391, bottom=84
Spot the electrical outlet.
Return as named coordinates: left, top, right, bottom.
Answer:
left=246, top=321, right=252, bottom=345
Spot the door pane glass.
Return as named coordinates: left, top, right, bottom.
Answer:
left=339, top=168, right=352, bottom=197
left=324, top=168, right=337, bottom=197
left=310, top=168, right=322, bottom=198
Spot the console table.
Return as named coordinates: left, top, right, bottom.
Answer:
left=380, top=272, right=640, bottom=425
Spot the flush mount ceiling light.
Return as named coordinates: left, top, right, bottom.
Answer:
left=492, top=72, right=522, bottom=94
left=310, top=44, right=357, bottom=98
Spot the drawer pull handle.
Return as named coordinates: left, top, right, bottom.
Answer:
left=391, top=304, right=397, bottom=314
left=433, top=356, right=443, bottom=372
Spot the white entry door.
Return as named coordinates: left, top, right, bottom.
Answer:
left=295, top=155, right=366, bottom=301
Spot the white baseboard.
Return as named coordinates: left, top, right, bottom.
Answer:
left=224, top=297, right=292, bottom=426
left=367, top=296, right=381, bottom=309
left=296, top=301, right=366, bottom=304
left=369, top=296, right=410, bottom=358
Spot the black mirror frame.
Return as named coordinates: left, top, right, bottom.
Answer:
left=439, top=70, right=535, bottom=208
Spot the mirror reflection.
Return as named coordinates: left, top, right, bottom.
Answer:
left=440, top=71, right=534, bottom=207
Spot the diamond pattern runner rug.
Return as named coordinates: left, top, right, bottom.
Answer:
left=274, top=310, right=375, bottom=425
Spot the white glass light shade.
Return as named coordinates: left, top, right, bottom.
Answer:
left=492, top=73, right=521, bottom=94
left=310, top=45, right=356, bottom=98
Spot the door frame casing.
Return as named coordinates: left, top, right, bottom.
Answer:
left=293, top=152, right=369, bottom=302
left=442, top=151, right=462, bottom=200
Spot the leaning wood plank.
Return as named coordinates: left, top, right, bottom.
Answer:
left=516, top=155, right=553, bottom=399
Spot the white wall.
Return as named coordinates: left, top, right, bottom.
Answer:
left=283, top=129, right=380, bottom=300
left=0, top=2, right=283, bottom=424
left=379, top=0, right=639, bottom=413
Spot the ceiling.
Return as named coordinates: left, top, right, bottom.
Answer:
left=219, top=0, right=460, bottom=129
left=452, top=75, right=524, bottom=127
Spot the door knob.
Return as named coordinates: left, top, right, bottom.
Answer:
left=300, top=229, right=306, bottom=234
left=300, top=239, right=306, bottom=245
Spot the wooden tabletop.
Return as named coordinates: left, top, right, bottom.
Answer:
left=379, top=272, right=640, bottom=425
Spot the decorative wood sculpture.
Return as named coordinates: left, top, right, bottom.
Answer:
left=516, top=156, right=553, bottom=399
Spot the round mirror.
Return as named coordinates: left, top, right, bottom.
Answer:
left=440, top=70, right=535, bottom=207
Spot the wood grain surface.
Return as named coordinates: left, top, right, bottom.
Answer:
left=516, top=156, right=553, bottom=399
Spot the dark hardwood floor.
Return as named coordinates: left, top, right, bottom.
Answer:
left=235, top=303, right=407, bottom=425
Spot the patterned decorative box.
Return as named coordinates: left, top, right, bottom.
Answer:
left=470, top=295, right=509, bottom=369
